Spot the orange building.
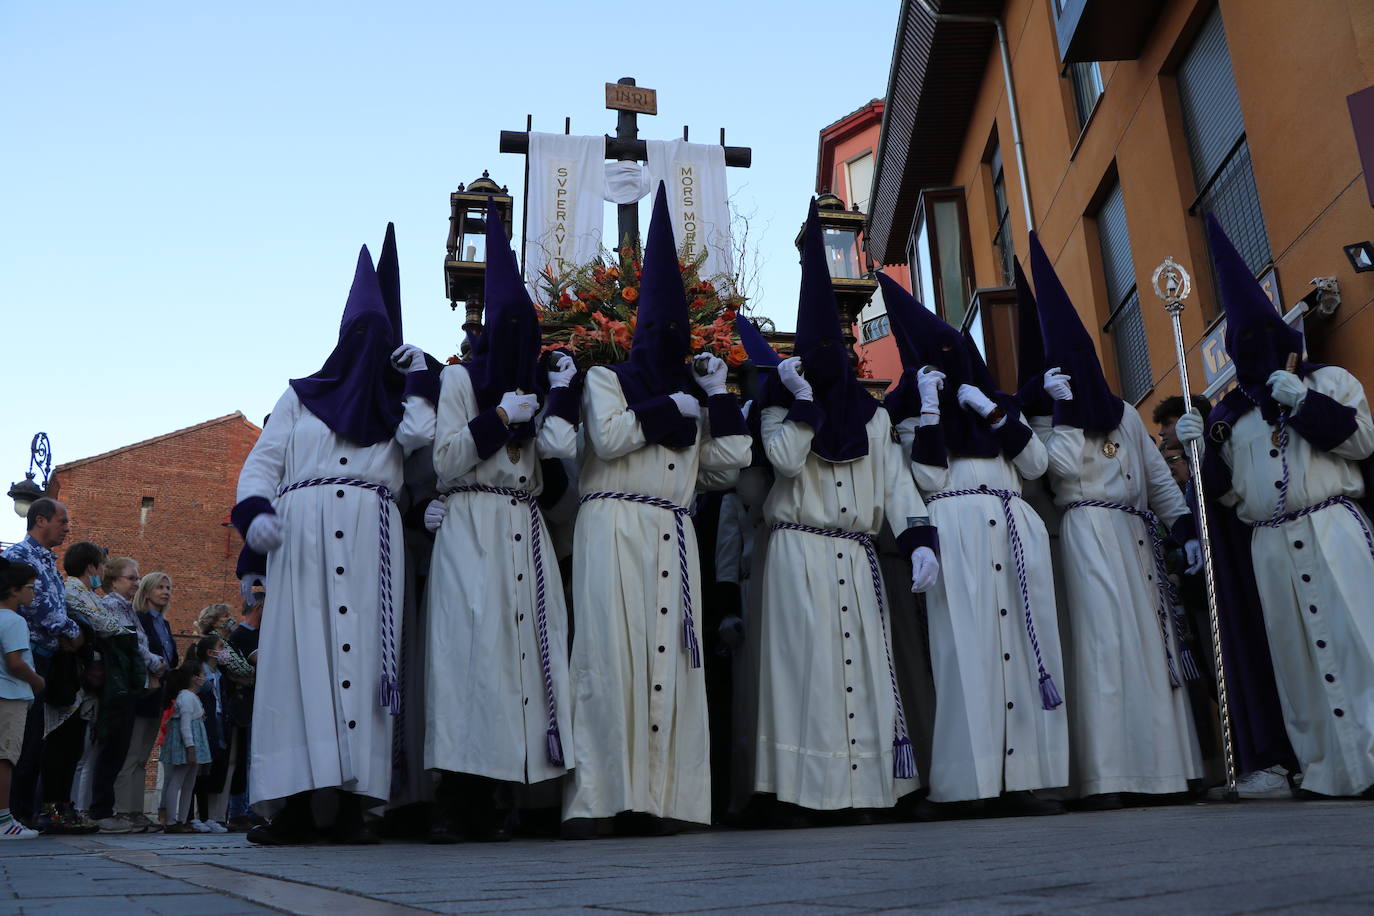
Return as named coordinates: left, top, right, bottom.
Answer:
left=815, top=100, right=908, bottom=386
left=868, top=0, right=1374, bottom=420
left=49, top=413, right=261, bottom=640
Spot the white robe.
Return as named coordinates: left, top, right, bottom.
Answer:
left=424, top=365, right=577, bottom=785
left=237, top=387, right=434, bottom=806
left=562, top=367, right=751, bottom=824
left=901, top=416, right=1069, bottom=803
left=1218, top=366, right=1374, bottom=797
left=754, top=407, right=926, bottom=810
left=1040, top=407, right=1202, bottom=796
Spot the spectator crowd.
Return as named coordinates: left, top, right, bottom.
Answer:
left=1, top=499, right=262, bottom=838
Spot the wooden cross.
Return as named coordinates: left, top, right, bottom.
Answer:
left=499, top=76, right=752, bottom=257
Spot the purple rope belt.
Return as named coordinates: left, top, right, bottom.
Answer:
left=926, top=487, right=1064, bottom=710
left=1064, top=499, right=1199, bottom=687
left=769, top=522, right=915, bottom=780
left=446, top=484, right=564, bottom=767
left=579, top=491, right=701, bottom=669
left=277, top=476, right=400, bottom=715
left=1252, top=495, right=1374, bottom=561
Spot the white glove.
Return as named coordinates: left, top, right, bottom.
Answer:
left=245, top=513, right=283, bottom=554
left=1175, top=409, right=1205, bottom=444
left=1267, top=369, right=1306, bottom=410
left=423, top=499, right=447, bottom=533
left=916, top=367, right=945, bottom=412
left=547, top=354, right=576, bottom=389
left=498, top=390, right=538, bottom=424
left=1043, top=367, right=1073, bottom=402
left=669, top=392, right=701, bottom=419
left=718, top=615, right=745, bottom=650
left=777, top=357, right=813, bottom=401
left=956, top=384, right=998, bottom=418
left=692, top=355, right=728, bottom=396
left=239, top=573, right=265, bottom=606
left=1184, top=539, right=1203, bottom=575
left=390, top=344, right=426, bottom=373
left=740, top=399, right=753, bottom=420
left=910, top=547, right=940, bottom=593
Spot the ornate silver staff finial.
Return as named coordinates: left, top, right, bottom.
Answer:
left=1152, top=257, right=1192, bottom=311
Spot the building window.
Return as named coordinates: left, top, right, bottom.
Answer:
left=1097, top=181, right=1152, bottom=403
left=845, top=151, right=874, bottom=214
left=861, top=313, right=890, bottom=343
left=1177, top=6, right=1271, bottom=302
left=989, top=144, right=1014, bottom=287
left=906, top=188, right=975, bottom=328
left=1068, top=61, right=1104, bottom=131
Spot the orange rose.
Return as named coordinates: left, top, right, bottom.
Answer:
left=446, top=354, right=461, bottom=365
left=728, top=344, right=748, bottom=366
left=622, top=286, right=639, bottom=303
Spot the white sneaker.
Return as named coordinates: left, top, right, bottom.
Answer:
left=95, top=816, right=133, bottom=834
left=206, top=820, right=228, bottom=834
left=189, top=819, right=213, bottom=833
left=1207, top=766, right=1291, bottom=799
left=0, top=818, right=38, bottom=839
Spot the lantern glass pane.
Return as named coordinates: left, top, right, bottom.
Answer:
left=461, top=206, right=488, bottom=262
left=823, top=227, right=861, bottom=279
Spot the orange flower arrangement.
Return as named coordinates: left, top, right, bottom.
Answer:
left=536, top=243, right=751, bottom=369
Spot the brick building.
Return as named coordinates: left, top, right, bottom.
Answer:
left=49, top=413, right=261, bottom=642
left=867, top=0, right=1374, bottom=418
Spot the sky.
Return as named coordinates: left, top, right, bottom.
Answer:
left=0, top=0, right=901, bottom=543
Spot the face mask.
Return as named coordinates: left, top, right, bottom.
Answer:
left=88, top=575, right=102, bottom=590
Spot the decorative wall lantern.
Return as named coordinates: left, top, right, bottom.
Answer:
left=445, top=171, right=514, bottom=342
left=8, top=433, right=52, bottom=519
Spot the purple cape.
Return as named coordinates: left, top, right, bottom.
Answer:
left=759, top=199, right=877, bottom=462
left=1028, top=231, right=1125, bottom=435
left=608, top=183, right=698, bottom=449
left=289, top=245, right=405, bottom=447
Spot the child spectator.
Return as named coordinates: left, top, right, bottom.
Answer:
left=187, top=635, right=229, bottom=833
left=159, top=663, right=208, bottom=834
left=0, top=559, right=45, bottom=839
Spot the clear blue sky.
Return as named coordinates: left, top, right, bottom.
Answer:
left=0, top=0, right=900, bottom=542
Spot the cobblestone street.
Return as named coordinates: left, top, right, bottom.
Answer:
left=4, top=798, right=1374, bottom=914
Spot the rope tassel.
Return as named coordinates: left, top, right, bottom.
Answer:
left=1038, top=672, right=1064, bottom=711
left=546, top=724, right=565, bottom=767
left=893, top=736, right=916, bottom=780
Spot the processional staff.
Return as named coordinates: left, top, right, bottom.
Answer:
left=1152, top=257, right=1238, bottom=802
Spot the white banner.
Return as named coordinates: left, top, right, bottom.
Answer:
left=645, top=139, right=734, bottom=286
left=524, top=132, right=607, bottom=299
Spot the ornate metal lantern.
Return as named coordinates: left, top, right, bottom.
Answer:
left=795, top=190, right=878, bottom=350
left=445, top=171, right=514, bottom=343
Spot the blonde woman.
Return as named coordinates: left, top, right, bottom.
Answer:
left=111, top=573, right=178, bottom=829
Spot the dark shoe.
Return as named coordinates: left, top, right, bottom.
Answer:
left=765, top=801, right=814, bottom=830
left=640, top=816, right=683, bottom=837
left=996, top=791, right=1064, bottom=817
left=1076, top=793, right=1124, bottom=811
left=427, top=808, right=462, bottom=845
left=59, top=804, right=99, bottom=835
left=246, top=819, right=317, bottom=846
left=333, top=818, right=381, bottom=845
left=821, top=808, right=877, bottom=827
left=164, top=822, right=193, bottom=834
left=560, top=817, right=598, bottom=840
left=911, top=798, right=981, bottom=822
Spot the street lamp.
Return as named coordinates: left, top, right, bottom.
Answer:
left=8, top=433, right=52, bottom=519
left=445, top=171, right=514, bottom=349
left=794, top=191, right=878, bottom=353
